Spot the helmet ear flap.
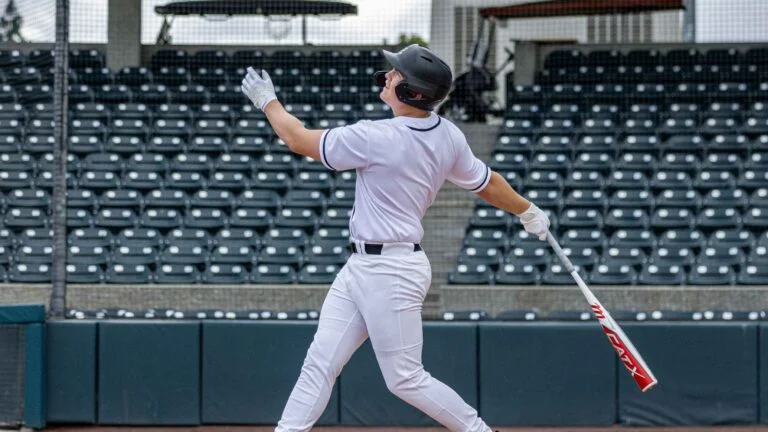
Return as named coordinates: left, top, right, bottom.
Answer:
left=373, top=71, right=387, bottom=87
left=395, top=82, right=431, bottom=111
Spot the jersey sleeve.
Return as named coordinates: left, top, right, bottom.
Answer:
left=447, top=138, right=491, bottom=192
left=318, top=122, right=370, bottom=171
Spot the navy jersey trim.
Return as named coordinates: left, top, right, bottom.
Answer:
left=470, top=166, right=491, bottom=192
left=406, top=116, right=441, bottom=132
left=321, top=128, right=337, bottom=171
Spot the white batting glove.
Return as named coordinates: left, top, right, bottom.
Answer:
left=519, top=203, right=550, bottom=241
left=241, top=67, right=277, bottom=111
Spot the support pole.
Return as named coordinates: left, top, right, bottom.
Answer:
left=49, top=0, right=69, bottom=319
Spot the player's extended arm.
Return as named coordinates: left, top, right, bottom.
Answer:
left=477, top=170, right=551, bottom=240
left=241, top=67, right=323, bottom=160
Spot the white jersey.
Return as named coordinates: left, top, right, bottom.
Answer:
left=318, top=111, right=491, bottom=244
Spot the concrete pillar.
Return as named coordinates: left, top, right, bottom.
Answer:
left=107, top=0, right=142, bottom=71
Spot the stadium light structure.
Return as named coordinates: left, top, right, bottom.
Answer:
left=154, top=0, right=358, bottom=44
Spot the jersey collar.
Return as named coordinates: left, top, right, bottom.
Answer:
left=397, top=112, right=442, bottom=132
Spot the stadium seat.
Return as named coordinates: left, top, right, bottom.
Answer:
left=703, top=188, right=748, bottom=209
left=117, top=228, right=163, bottom=248
left=98, top=189, right=140, bottom=209
left=298, top=264, right=340, bottom=284
left=167, top=228, right=211, bottom=247
left=651, top=208, right=695, bottom=229
left=68, top=227, right=112, bottom=248
left=16, top=228, right=53, bottom=246
left=447, top=263, right=493, bottom=285
left=8, top=263, right=51, bottom=283
left=65, top=263, right=103, bottom=283
left=697, top=245, right=745, bottom=268
left=687, top=264, right=735, bottom=285
left=229, top=208, right=272, bottom=229
left=658, top=229, right=706, bottom=251
left=542, top=263, right=581, bottom=285
left=112, top=240, right=158, bottom=265
left=161, top=242, right=207, bottom=265
left=155, top=263, right=200, bottom=284
left=14, top=244, right=52, bottom=264
left=566, top=170, right=604, bottom=190
left=602, top=246, right=647, bottom=267
left=304, top=240, right=349, bottom=265
left=590, top=263, right=637, bottom=285
left=604, top=208, right=649, bottom=229
left=696, top=207, right=742, bottom=230
left=609, top=190, right=653, bottom=209
left=738, top=265, right=768, bottom=285
left=606, top=170, right=649, bottom=190
left=140, top=208, right=182, bottom=229
left=275, top=207, right=317, bottom=229
left=4, top=208, right=47, bottom=228
left=103, top=263, right=151, bottom=283
left=203, top=264, right=248, bottom=284
left=638, top=263, right=685, bottom=285
left=441, top=311, right=489, bottom=321
left=744, top=206, right=768, bottom=229
left=250, top=264, right=297, bottom=284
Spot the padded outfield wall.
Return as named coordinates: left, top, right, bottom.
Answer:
left=45, top=320, right=766, bottom=427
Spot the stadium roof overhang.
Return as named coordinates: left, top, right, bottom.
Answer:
left=479, top=0, right=685, bottom=19
left=155, top=0, right=357, bottom=17
left=153, top=0, right=358, bottom=44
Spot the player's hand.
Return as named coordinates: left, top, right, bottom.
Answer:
left=519, top=202, right=550, bottom=241
left=241, top=67, right=277, bottom=111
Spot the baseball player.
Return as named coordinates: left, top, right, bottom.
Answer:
left=241, top=44, right=550, bottom=432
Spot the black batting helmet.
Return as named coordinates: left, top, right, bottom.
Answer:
left=373, top=44, right=453, bottom=111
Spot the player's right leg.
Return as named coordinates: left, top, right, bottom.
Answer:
left=275, top=265, right=368, bottom=432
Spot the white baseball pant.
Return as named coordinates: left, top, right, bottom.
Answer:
left=275, top=244, right=492, bottom=432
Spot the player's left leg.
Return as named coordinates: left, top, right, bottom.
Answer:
left=349, top=252, right=492, bottom=432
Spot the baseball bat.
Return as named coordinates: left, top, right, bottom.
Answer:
left=546, top=231, right=658, bottom=392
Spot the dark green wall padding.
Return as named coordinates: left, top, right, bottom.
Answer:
left=478, top=322, right=617, bottom=426
left=339, top=322, right=477, bottom=426
left=42, top=321, right=768, bottom=427
left=618, top=322, right=759, bottom=426
left=97, top=321, right=201, bottom=425
left=46, top=321, right=97, bottom=423
left=201, top=321, right=338, bottom=425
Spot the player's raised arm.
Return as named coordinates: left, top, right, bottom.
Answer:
left=241, top=67, right=324, bottom=160
left=476, top=170, right=550, bottom=241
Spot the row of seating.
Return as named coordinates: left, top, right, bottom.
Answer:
left=0, top=48, right=384, bottom=70
left=443, top=309, right=767, bottom=322
left=1, top=188, right=353, bottom=211
left=494, top=134, right=768, bottom=155
left=506, top=101, right=768, bottom=118
left=66, top=308, right=320, bottom=320
left=0, top=102, right=385, bottom=123
left=507, top=83, right=768, bottom=104
left=0, top=83, right=386, bottom=106
left=464, top=206, right=768, bottom=233
left=63, top=307, right=768, bottom=322
left=3, top=241, right=351, bottom=266
left=487, top=169, right=768, bottom=192
left=500, top=119, right=768, bottom=136
left=0, top=65, right=379, bottom=87
left=539, top=47, right=768, bottom=84
left=472, top=228, right=768, bottom=250
left=457, top=243, right=767, bottom=268
left=0, top=206, right=352, bottom=229
left=0, top=262, right=341, bottom=284
left=0, top=172, right=345, bottom=193
left=2, top=226, right=351, bottom=248
left=448, top=260, right=768, bottom=285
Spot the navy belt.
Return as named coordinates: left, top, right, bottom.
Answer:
left=350, top=243, right=422, bottom=254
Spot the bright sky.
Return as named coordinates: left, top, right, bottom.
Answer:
left=7, top=0, right=768, bottom=44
